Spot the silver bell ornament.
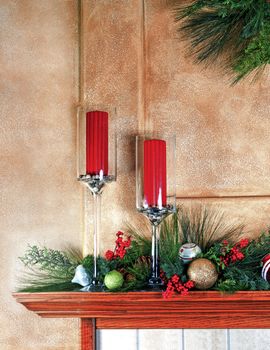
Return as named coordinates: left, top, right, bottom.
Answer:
left=72, top=265, right=91, bottom=287
left=179, top=243, right=201, bottom=264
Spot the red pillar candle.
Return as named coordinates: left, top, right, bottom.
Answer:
left=86, top=111, right=108, bottom=176
left=143, top=139, right=167, bottom=207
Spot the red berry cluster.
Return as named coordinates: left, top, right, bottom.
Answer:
left=220, top=239, right=249, bottom=266
left=162, top=274, right=195, bottom=299
left=105, top=231, right=131, bottom=261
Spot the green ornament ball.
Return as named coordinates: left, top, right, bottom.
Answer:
left=104, top=270, right=124, bottom=290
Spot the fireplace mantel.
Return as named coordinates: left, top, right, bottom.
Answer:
left=13, top=291, right=270, bottom=350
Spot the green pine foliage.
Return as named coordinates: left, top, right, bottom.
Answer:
left=217, top=268, right=270, bottom=292
left=160, top=211, right=181, bottom=264
left=178, top=206, right=243, bottom=252
left=174, top=0, right=270, bottom=82
left=18, top=246, right=82, bottom=292
left=204, top=232, right=270, bottom=292
left=234, top=233, right=270, bottom=271
left=17, top=207, right=270, bottom=294
left=161, top=260, right=184, bottom=279
left=160, top=211, right=185, bottom=278
left=18, top=274, right=78, bottom=293
left=80, top=231, right=152, bottom=291
left=122, top=263, right=151, bottom=291
left=121, top=228, right=151, bottom=265
left=82, top=255, right=110, bottom=276
left=233, top=23, right=270, bottom=82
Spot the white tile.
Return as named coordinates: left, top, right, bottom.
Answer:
left=138, top=329, right=182, bottom=350
left=98, top=330, right=138, bottom=350
left=184, top=329, right=227, bottom=350
left=230, top=329, right=270, bottom=350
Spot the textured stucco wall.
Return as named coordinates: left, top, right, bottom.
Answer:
left=143, top=0, right=270, bottom=236
left=2, top=0, right=270, bottom=349
left=0, top=1, right=80, bottom=349
left=145, top=1, right=270, bottom=197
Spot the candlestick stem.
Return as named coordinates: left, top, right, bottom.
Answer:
left=85, top=191, right=103, bottom=291
left=149, top=222, right=163, bottom=288
left=93, top=192, right=100, bottom=281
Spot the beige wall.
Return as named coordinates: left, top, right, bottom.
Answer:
left=1, top=0, right=270, bottom=349
left=0, top=1, right=80, bottom=349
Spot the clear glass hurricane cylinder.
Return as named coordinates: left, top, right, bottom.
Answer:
left=77, top=105, right=117, bottom=182
left=77, top=105, right=117, bottom=291
left=136, top=134, right=176, bottom=288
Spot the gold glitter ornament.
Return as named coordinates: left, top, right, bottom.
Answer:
left=187, top=258, right=218, bottom=290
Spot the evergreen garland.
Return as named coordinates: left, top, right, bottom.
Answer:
left=17, top=207, right=270, bottom=295
left=174, top=0, right=270, bottom=83
left=215, top=233, right=270, bottom=291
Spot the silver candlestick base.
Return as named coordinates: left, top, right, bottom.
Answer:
left=138, top=205, right=175, bottom=225
left=81, top=280, right=104, bottom=292
left=78, top=174, right=115, bottom=194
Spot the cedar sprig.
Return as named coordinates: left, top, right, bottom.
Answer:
left=20, top=245, right=81, bottom=278
left=18, top=245, right=83, bottom=292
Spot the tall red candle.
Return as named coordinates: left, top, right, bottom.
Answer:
left=86, top=111, right=108, bottom=176
left=144, top=139, right=167, bottom=207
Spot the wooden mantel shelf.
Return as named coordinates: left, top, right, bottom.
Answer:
left=13, top=291, right=270, bottom=350
left=13, top=291, right=270, bottom=328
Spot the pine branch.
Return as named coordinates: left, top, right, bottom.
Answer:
left=232, top=22, right=270, bottom=82
left=173, top=0, right=270, bottom=82
left=17, top=268, right=80, bottom=292
left=160, top=211, right=181, bottom=264
left=127, top=225, right=152, bottom=256
left=18, top=281, right=79, bottom=293
left=178, top=206, right=244, bottom=252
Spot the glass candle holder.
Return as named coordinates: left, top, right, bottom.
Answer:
left=136, top=134, right=176, bottom=288
left=77, top=105, right=117, bottom=291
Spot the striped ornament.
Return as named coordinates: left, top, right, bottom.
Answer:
left=261, top=254, right=270, bottom=282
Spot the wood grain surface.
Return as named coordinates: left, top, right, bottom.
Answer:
left=81, top=319, right=96, bottom=350
left=13, top=291, right=270, bottom=328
